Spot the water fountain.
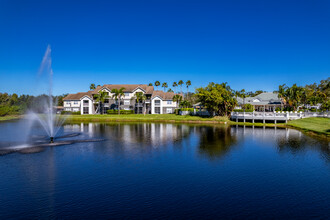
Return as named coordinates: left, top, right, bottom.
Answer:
left=0, top=45, right=103, bottom=155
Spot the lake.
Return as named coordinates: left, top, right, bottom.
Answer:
left=0, top=120, right=329, bottom=219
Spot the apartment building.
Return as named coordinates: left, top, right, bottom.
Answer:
left=63, top=84, right=179, bottom=114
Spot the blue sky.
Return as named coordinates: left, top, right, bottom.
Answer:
left=0, top=0, right=329, bottom=95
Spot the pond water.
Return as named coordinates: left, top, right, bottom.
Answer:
left=0, top=120, right=329, bottom=219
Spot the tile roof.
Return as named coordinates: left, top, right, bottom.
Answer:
left=236, top=92, right=281, bottom=105
left=94, top=84, right=154, bottom=94
left=63, top=91, right=94, bottom=100
left=151, top=90, right=177, bottom=100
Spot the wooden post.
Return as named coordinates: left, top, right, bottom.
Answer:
left=263, top=105, right=265, bottom=124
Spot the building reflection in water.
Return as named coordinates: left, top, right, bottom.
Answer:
left=62, top=123, right=329, bottom=162
left=232, top=125, right=329, bottom=162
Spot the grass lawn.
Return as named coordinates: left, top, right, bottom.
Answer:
left=0, top=115, right=21, bottom=121
left=288, top=117, right=330, bottom=135
left=63, top=114, right=230, bottom=124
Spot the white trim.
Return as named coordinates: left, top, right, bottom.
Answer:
left=80, top=95, right=93, bottom=101
left=132, top=86, right=146, bottom=93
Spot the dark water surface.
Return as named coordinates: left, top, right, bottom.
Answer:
left=0, top=121, right=329, bottom=219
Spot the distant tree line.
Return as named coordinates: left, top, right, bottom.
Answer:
left=0, top=93, right=67, bottom=116
left=275, top=78, right=329, bottom=111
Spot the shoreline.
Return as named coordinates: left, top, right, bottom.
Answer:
left=1, top=114, right=329, bottom=138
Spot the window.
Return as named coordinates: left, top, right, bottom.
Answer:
left=83, top=107, right=89, bottom=114
left=166, top=108, right=173, bottom=113
left=155, top=100, right=160, bottom=106
left=155, top=107, right=161, bottom=114
left=74, top=101, right=78, bottom=105
left=124, top=100, right=130, bottom=105
left=124, top=92, right=130, bottom=97
left=83, top=100, right=89, bottom=104
left=104, top=99, right=109, bottom=103
left=167, top=101, right=172, bottom=105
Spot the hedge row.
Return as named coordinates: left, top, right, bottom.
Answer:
left=233, top=109, right=253, bottom=112
left=107, top=110, right=134, bottom=114
left=61, top=111, right=81, bottom=115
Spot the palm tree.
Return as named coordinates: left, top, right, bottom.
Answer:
left=287, top=84, right=304, bottom=111
left=111, top=87, right=125, bottom=115
left=173, top=94, right=182, bottom=109
left=276, top=84, right=288, bottom=110
left=132, top=92, right=147, bottom=114
left=172, top=82, right=178, bottom=94
left=148, top=83, right=153, bottom=86
left=162, top=82, right=168, bottom=92
left=186, top=80, right=191, bottom=100
left=167, top=88, right=174, bottom=93
left=155, top=81, right=160, bottom=90
left=178, top=80, right=184, bottom=99
left=95, top=91, right=109, bottom=114
left=90, top=83, right=96, bottom=90
left=240, top=89, right=247, bottom=112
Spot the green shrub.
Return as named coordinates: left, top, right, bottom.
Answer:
left=0, top=105, right=22, bottom=116
left=321, top=100, right=330, bottom=111
left=107, top=109, right=134, bottom=114
left=233, top=109, right=253, bottom=112
left=243, top=104, right=254, bottom=111
left=180, top=108, right=194, bottom=113
left=61, top=111, right=81, bottom=115
left=283, top=106, right=294, bottom=111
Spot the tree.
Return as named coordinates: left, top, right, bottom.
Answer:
left=276, top=84, right=287, bottom=110
left=111, top=88, right=125, bottom=115
left=173, top=94, right=182, bottom=109
left=186, top=80, right=191, bottom=100
left=162, top=82, right=168, bottom=92
left=239, top=89, right=247, bottom=113
left=155, top=81, right=160, bottom=90
left=167, top=88, right=174, bottom=93
left=172, top=82, right=178, bottom=94
left=132, top=92, right=147, bottom=114
left=179, top=100, right=191, bottom=108
left=178, top=80, right=184, bottom=99
left=95, top=91, right=109, bottom=114
left=286, top=84, right=304, bottom=110
left=148, top=83, right=153, bottom=86
left=195, top=82, right=237, bottom=116
left=90, top=83, right=96, bottom=90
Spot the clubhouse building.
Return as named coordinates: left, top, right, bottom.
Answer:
left=236, top=92, right=282, bottom=111
left=63, top=84, right=178, bottom=114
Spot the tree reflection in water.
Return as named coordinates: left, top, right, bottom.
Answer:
left=197, top=125, right=237, bottom=160
left=276, top=128, right=330, bottom=162
left=63, top=123, right=329, bottom=163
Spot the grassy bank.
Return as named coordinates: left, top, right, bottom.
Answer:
left=2, top=114, right=329, bottom=137
left=63, top=114, right=230, bottom=124
left=0, top=115, right=21, bottom=121
left=287, top=117, right=330, bottom=136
